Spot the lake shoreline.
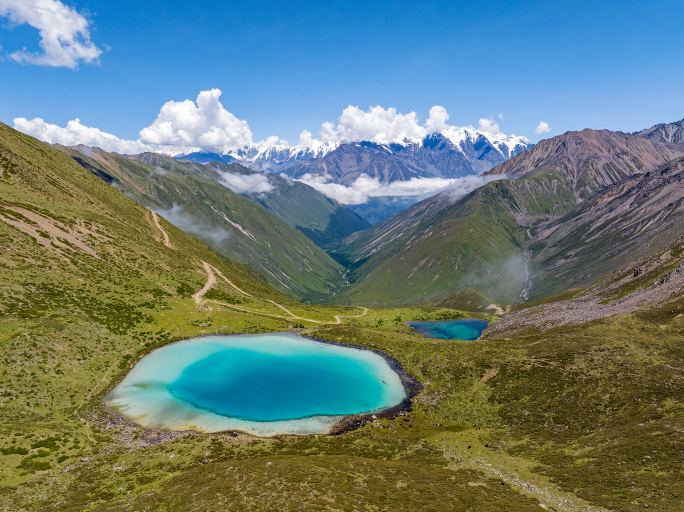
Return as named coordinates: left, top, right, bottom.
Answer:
left=103, top=331, right=423, bottom=438
left=298, top=333, right=423, bottom=435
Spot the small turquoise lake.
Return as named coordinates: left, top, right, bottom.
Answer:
left=407, top=319, right=490, bottom=340
left=104, top=333, right=408, bottom=436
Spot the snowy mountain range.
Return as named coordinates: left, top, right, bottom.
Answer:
left=176, top=128, right=533, bottom=183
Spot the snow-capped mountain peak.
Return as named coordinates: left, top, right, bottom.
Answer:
left=217, top=139, right=343, bottom=171
left=438, top=126, right=532, bottom=160
left=176, top=128, right=533, bottom=179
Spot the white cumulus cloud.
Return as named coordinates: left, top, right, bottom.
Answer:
left=13, top=88, right=268, bottom=155
left=290, top=173, right=506, bottom=205
left=311, top=105, right=516, bottom=146
left=0, top=0, right=102, bottom=68
left=535, top=121, right=551, bottom=134
left=12, top=117, right=155, bottom=153
left=316, top=105, right=457, bottom=145
left=217, top=171, right=274, bottom=195
left=424, top=106, right=450, bottom=134
left=139, top=89, right=253, bottom=152
left=470, top=117, right=501, bottom=135
left=298, top=130, right=314, bottom=148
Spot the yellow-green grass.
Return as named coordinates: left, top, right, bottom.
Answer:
left=2, top=122, right=684, bottom=511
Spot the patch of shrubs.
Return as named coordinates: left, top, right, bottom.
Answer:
left=1, top=446, right=29, bottom=456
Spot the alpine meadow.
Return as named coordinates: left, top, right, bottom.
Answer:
left=2, top=1, right=684, bottom=511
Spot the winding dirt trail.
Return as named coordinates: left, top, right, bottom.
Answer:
left=209, top=264, right=253, bottom=297
left=151, top=210, right=173, bottom=248
left=192, top=261, right=217, bottom=307
left=333, top=307, right=368, bottom=324
left=195, top=261, right=327, bottom=324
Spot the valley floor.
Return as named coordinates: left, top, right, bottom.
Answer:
left=3, top=281, right=684, bottom=510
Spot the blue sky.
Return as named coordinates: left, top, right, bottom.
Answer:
left=1, top=0, right=683, bottom=148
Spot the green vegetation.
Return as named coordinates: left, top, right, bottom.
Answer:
left=420, top=287, right=501, bottom=313
left=326, top=174, right=576, bottom=307
left=58, top=146, right=348, bottom=302
left=126, top=152, right=371, bottom=246
left=2, top=122, right=684, bottom=511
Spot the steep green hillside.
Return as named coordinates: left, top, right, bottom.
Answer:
left=3, top=122, right=684, bottom=511
left=327, top=172, right=576, bottom=306
left=126, top=153, right=371, bottom=245
left=58, top=146, right=346, bottom=302
left=419, top=288, right=501, bottom=314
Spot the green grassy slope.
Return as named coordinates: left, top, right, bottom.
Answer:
left=3, top=122, right=684, bottom=510
left=419, top=288, right=501, bottom=313
left=58, top=145, right=346, bottom=302
left=0, top=123, right=546, bottom=510
left=326, top=172, right=576, bottom=307
left=126, top=153, right=371, bottom=245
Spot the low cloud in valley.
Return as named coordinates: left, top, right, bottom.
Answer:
left=290, top=173, right=507, bottom=205
left=154, top=205, right=231, bottom=244
left=218, top=171, right=274, bottom=195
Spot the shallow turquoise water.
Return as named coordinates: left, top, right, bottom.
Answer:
left=407, top=319, right=489, bottom=340
left=104, top=333, right=406, bottom=436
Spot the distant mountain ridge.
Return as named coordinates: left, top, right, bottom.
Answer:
left=633, top=117, right=684, bottom=144
left=327, top=128, right=684, bottom=306
left=176, top=128, right=533, bottom=183
left=225, top=139, right=341, bottom=172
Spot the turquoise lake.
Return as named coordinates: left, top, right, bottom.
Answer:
left=407, top=319, right=490, bottom=340
left=104, top=333, right=407, bottom=436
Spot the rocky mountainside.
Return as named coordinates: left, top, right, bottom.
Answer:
left=633, top=117, right=684, bottom=144
left=59, top=145, right=348, bottom=301
left=525, top=156, right=684, bottom=300
left=486, top=129, right=684, bottom=200
left=327, top=128, right=684, bottom=307
left=125, top=153, right=370, bottom=246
